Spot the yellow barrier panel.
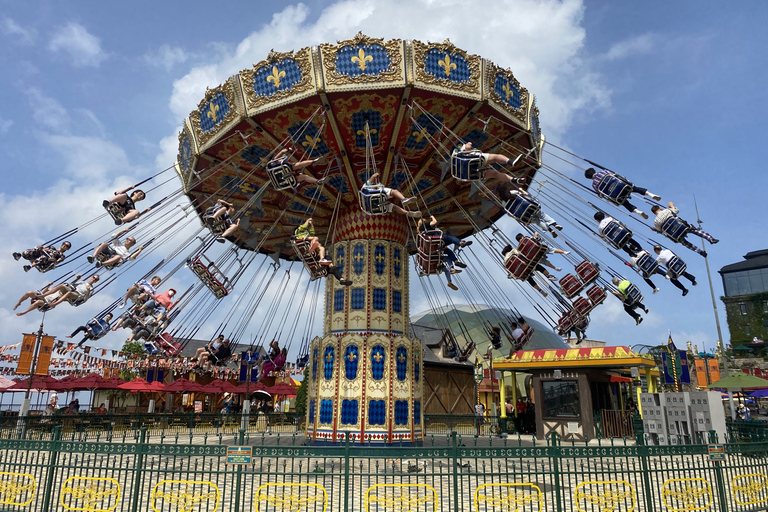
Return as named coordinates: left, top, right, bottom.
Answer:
left=661, top=478, right=712, bottom=511
left=151, top=480, right=220, bottom=512
left=255, top=483, right=328, bottom=512
left=364, top=483, right=437, bottom=512
left=60, top=477, right=120, bottom=512
left=0, top=471, right=36, bottom=506
left=575, top=480, right=636, bottom=512
left=731, top=473, right=768, bottom=506
left=474, top=483, right=543, bottom=512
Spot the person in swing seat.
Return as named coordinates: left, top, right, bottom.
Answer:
left=584, top=167, right=660, bottom=219
left=271, top=148, right=328, bottom=186
left=295, top=218, right=331, bottom=264
left=453, top=141, right=519, bottom=184
left=14, top=241, right=71, bottom=272
left=102, top=186, right=148, bottom=225
left=361, top=172, right=421, bottom=218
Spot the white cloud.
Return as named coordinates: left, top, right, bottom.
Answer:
left=27, top=88, right=70, bottom=132
left=144, top=44, right=189, bottom=71
left=1, top=17, right=36, bottom=45
left=48, top=22, right=107, bottom=68
left=0, top=116, right=12, bottom=134
left=604, top=33, right=657, bottom=61
left=167, top=0, right=610, bottom=138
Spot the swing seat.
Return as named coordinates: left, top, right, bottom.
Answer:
left=586, top=285, right=607, bottom=307
left=188, top=256, right=233, bottom=299
left=104, top=202, right=127, bottom=223
left=296, top=354, right=309, bottom=368
left=266, top=160, right=297, bottom=191
left=95, top=252, right=122, bottom=271
left=416, top=230, right=445, bottom=276
left=623, top=284, right=643, bottom=307
left=665, top=256, right=687, bottom=279
left=450, top=151, right=484, bottom=182
left=559, top=273, right=586, bottom=299
left=359, top=186, right=390, bottom=215
left=155, top=333, right=181, bottom=356
left=291, top=237, right=329, bottom=281
left=575, top=261, right=600, bottom=285
left=33, top=255, right=58, bottom=274
left=660, top=216, right=689, bottom=242
left=573, top=297, right=593, bottom=316
left=504, top=195, right=541, bottom=225
left=601, top=220, right=633, bottom=250
left=143, top=341, right=160, bottom=355
left=491, top=336, right=502, bottom=350
left=517, top=324, right=533, bottom=347
left=457, top=341, right=475, bottom=362
left=517, top=237, right=547, bottom=263
left=504, top=255, right=535, bottom=280
left=88, top=319, right=110, bottom=340
left=635, top=252, right=659, bottom=276
left=596, top=174, right=632, bottom=205
left=62, top=284, right=89, bottom=307
left=557, top=311, right=580, bottom=335
left=202, top=208, right=229, bottom=235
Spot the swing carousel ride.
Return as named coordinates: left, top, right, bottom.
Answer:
left=12, top=34, right=718, bottom=445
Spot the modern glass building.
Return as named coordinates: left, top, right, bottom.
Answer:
left=719, top=249, right=768, bottom=344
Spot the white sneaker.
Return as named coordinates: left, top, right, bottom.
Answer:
left=563, top=251, right=570, bottom=255
left=401, top=197, right=416, bottom=206
left=547, top=275, right=557, bottom=282
left=555, top=267, right=562, bottom=272
left=653, top=288, right=660, bottom=294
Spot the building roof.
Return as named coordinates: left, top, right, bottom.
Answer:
left=493, top=345, right=656, bottom=370
left=719, top=249, right=768, bottom=275
left=410, top=323, right=473, bottom=370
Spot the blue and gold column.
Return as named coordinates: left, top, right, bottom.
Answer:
left=306, top=209, right=423, bottom=445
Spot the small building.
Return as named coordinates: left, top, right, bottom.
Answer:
left=494, top=346, right=657, bottom=441
left=719, top=249, right=768, bottom=344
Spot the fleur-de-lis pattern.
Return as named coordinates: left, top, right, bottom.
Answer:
left=151, top=481, right=219, bottom=512
left=199, top=92, right=230, bottom=133
left=252, top=58, right=302, bottom=98
left=732, top=473, right=768, bottom=506
left=575, top=481, right=636, bottom=512
left=364, top=485, right=437, bottom=512
left=0, top=472, right=35, bottom=507
left=287, top=122, right=329, bottom=158
left=335, top=44, right=390, bottom=77
left=60, top=477, right=120, bottom=512
left=494, top=74, right=522, bottom=110
left=255, top=483, right=327, bottom=512
left=345, top=344, right=360, bottom=379
left=475, top=483, right=544, bottom=512
left=425, top=48, right=470, bottom=83
left=405, top=113, right=443, bottom=150
left=352, top=109, right=383, bottom=148
left=661, top=478, right=712, bottom=511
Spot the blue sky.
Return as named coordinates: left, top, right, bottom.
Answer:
left=1, top=0, right=766, bottom=361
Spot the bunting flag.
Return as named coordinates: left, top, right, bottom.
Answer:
left=695, top=359, right=708, bottom=387
left=16, top=334, right=37, bottom=375
left=35, top=336, right=56, bottom=376
left=707, top=358, right=720, bottom=383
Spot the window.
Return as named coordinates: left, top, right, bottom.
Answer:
left=740, top=303, right=748, bottom=316
left=745, top=325, right=751, bottom=335
left=542, top=381, right=580, bottom=418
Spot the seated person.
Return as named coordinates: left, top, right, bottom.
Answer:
left=628, top=249, right=668, bottom=294
left=361, top=172, right=421, bottom=218
left=40, top=274, right=99, bottom=309
left=440, top=246, right=461, bottom=291
left=205, top=198, right=241, bottom=242
left=653, top=245, right=698, bottom=296
left=487, top=326, right=502, bottom=350
left=111, top=307, right=140, bottom=331
left=567, top=317, right=589, bottom=344
left=138, top=288, right=178, bottom=317
left=102, top=186, right=149, bottom=225
left=199, top=338, right=232, bottom=368
left=270, top=148, right=327, bottom=186
left=506, top=318, right=531, bottom=352
left=452, top=142, right=518, bottom=184
left=262, top=347, right=287, bottom=377
left=14, top=241, right=71, bottom=273
left=193, top=334, right=224, bottom=361
left=126, top=316, right=160, bottom=343
left=294, top=218, right=330, bottom=264
left=584, top=167, right=661, bottom=219
left=14, top=282, right=60, bottom=316
left=325, top=262, right=353, bottom=286
left=514, top=233, right=569, bottom=271
left=497, top=184, right=564, bottom=237
left=94, top=403, right=108, bottom=415
left=501, top=244, right=556, bottom=297
left=417, top=215, right=473, bottom=252
left=651, top=202, right=718, bottom=257
left=88, top=229, right=144, bottom=268
left=611, top=277, right=648, bottom=326
left=268, top=340, right=280, bottom=360
left=120, top=275, right=162, bottom=308
left=67, top=313, right=114, bottom=347
left=593, top=211, right=642, bottom=257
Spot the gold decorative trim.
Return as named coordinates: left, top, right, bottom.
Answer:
left=485, top=61, right=529, bottom=124
left=732, top=473, right=768, bottom=506
left=0, top=471, right=35, bottom=507
left=412, top=39, right=481, bottom=95
left=364, top=484, right=437, bottom=512
left=474, top=483, right=543, bottom=512
left=188, top=78, right=242, bottom=149
left=176, top=119, right=199, bottom=191
left=661, top=478, right=712, bottom=511
left=60, top=477, right=120, bottom=512
left=575, top=480, right=636, bottom=512
left=151, top=480, right=220, bottom=512
left=240, top=48, right=315, bottom=114
left=255, top=483, right=328, bottom=512
left=320, top=32, right=403, bottom=87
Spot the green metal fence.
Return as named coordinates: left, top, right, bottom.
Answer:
left=1, top=425, right=767, bottom=511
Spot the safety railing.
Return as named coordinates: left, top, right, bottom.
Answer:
left=1, top=427, right=767, bottom=512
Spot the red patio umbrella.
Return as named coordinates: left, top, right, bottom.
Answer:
left=103, top=376, right=126, bottom=390
left=70, top=373, right=110, bottom=391
left=10, top=375, right=60, bottom=392
left=201, top=379, right=242, bottom=394
left=266, top=382, right=298, bottom=397
left=117, top=378, right=155, bottom=392
left=164, top=378, right=207, bottom=394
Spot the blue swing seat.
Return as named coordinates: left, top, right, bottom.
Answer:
left=266, top=159, right=297, bottom=191
left=623, top=284, right=643, bottom=307
left=601, top=220, right=633, bottom=250
left=504, top=194, right=541, bottom=225
left=635, top=252, right=660, bottom=276
left=450, top=151, right=484, bottom=182
left=202, top=206, right=229, bottom=235
left=660, top=216, right=689, bottom=243
left=666, top=255, right=687, bottom=279
left=359, top=186, right=390, bottom=215
left=596, top=174, right=632, bottom=205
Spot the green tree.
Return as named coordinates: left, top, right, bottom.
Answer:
left=121, top=340, right=145, bottom=358
left=294, top=367, right=308, bottom=416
